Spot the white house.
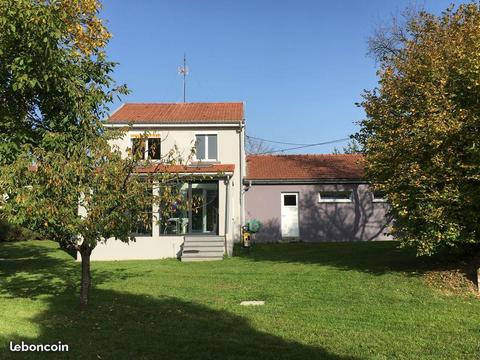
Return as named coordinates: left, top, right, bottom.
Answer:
left=87, top=102, right=246, bottom=261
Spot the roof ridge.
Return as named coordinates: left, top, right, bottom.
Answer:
left=122, top=102, right=243, bottom=105
left=247, top=153, right=363, bottom=157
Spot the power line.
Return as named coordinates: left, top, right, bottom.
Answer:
left=246, top=135, right=315, bottom=146
left=256, top=138, right=351, bottom=155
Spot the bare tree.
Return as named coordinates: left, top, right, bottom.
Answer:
left=332, top=138, right=363, bottom=154
left=246, top=136, right=276, bottom=155
left=367, top=5, right=422, bottom=63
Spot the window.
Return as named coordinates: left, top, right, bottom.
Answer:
left=131, top=138, right=146, bottom=159
left=148, top=138, right=161, bottom=160
left=195, top=134, right=217, bottom=161
left=319, top=191, right=352, bottom=203
left=283, top=194, right=297, bottom=206
left=160, top=181, right=219, bottom=235
left=131, top=137, right=161, bottom=160
left=372, top=191, right=387, bottom=203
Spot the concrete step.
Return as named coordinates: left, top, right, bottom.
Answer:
left=183, top=248, right=224, bottom=254
left=181, top=236, right=226, bottom=262
left=182, top=250, right=224, bottom=257
left=181, top=257, right=223, bottom=262
left=183, top=241, right=224, bottom=247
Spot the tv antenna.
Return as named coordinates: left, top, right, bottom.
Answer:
left=178, top=54, right=189, bottom=103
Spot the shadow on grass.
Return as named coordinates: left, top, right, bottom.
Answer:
left=0, top=241, right=357, bottom=360
left=0, top=241, right=144, bottom=298
left=2, top=290, right=357, bottom=360
left=233, top=241, right=466, bottom=277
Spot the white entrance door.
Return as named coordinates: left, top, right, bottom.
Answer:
left=281, top=193, right=299, bottom=238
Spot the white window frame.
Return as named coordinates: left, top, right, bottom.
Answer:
left=130, top=134, right=161, bottom=161
left=318, top=190, right=353, bottom=203
left=195, top=133, right=218, bottom=162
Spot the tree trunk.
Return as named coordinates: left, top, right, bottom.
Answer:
left=79, top=243, right=93, bottom=310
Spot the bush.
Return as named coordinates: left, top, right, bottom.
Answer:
left=0, top=220, right=42, bottom=242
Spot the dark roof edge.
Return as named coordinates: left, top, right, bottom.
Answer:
left=243, top=178, right=369, bottom=185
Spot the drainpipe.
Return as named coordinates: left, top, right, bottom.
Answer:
left=224, top=175, right=231, bottom=255
left=238, top=114, right=245, bottom=232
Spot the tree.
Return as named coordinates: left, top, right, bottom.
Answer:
left=0, top=132, right=195, bottom=309
left=0, top=0, right=193, bottom=309
left=356, top=3, right=480, bottom=257
left=0, top=0, right=125, bottom=164
left=245, top=136, right=275, bottom=155
left=332, top=138, right=363, bottom=154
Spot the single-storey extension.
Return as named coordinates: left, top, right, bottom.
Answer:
left=244, top=154, right=392, bottom=242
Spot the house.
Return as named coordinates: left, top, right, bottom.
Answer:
left=84, top=102, right=392, bottom=262
left=244, top=154, right=392, bottom=242
left=87, top=102, right=246, bottom=261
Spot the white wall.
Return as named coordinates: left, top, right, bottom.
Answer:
left=85, top=123, right=244, bottom=260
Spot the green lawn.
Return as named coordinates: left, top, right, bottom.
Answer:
left=0, top=240, right=479, bottom=359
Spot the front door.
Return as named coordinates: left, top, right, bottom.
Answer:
left=281, top=193, right=299, bottom=238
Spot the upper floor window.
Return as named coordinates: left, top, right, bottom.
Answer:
left=131, top=137, right=161, bottom=160
left=148, top=138, right=161, bottom=160
left=132, top=138, right=146, bottom=160
left=195, top=134, right=217, bottom=161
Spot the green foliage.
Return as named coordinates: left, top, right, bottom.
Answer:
left=356, top=3, right=480, bottom=255
left=0, top=132, right=193, bottom=249
left=0, top=0, right=125, bottom=164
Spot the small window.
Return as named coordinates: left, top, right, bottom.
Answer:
left=148, top=138, right=161, bottom=160
left=132, top=138, right=146, bottom=160
left=372, top=191, right=387, bottom=203
left=283, top=194, right=297, bottom=206
left=195, top=134, right=217, bottom=161
left=319, top=191, right=352, bottom=203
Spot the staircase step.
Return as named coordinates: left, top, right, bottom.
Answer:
left=183, top=241, right=224, bottom=247
left=184, top=236, right=224, bottom=240
left=181, top=236, right=226, bottom=262
left=182, top=250, right=224, bottom=257
left=181, top=257, right=223, bottom=262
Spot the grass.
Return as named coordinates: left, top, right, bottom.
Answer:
left=0, top=240, right=479, bottom=359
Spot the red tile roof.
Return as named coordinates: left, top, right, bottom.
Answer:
left=246, top=154, right=365, bottom=180
left=107, top=102, right=244, bottom=124
left=136, top=164, right=235, bottom=174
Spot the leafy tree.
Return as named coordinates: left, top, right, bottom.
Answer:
left=0, top=0, right=125, bottom=164
left=0, top=0, right=199, bottom=309
left=356, top=3, right=480, bottom=257
left=0, top=132, right=195, bottom=309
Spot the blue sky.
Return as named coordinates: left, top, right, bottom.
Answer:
left=102, top=0, right=465, bottom=153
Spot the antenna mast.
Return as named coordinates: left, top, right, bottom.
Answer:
left=178, top=54, right=189, bottom=103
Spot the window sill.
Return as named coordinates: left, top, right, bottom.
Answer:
left=191, top=160, right=219, bottom=165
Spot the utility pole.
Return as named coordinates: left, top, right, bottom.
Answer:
left=178, top=54, right=189, bottom=103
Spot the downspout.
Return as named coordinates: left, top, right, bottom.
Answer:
left=238, top=115, right=245, bottom=231
left=224, top=175, right=231, bottom=255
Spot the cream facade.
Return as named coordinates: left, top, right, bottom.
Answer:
left=85, top=103, right=246, bottom=261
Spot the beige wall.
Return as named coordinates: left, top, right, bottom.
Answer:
left=84, top=123, right=244, bottom=261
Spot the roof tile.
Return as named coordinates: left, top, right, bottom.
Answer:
left=246, top=154, right=364, bottom=180
left=107, top=102, right=244, bottom=124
